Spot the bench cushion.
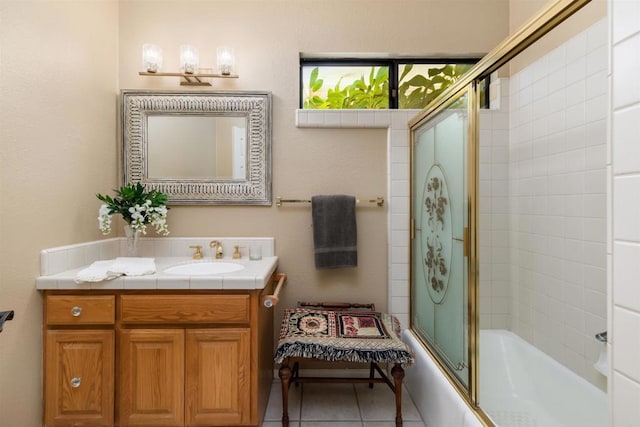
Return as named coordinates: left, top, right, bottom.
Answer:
left=274, top=307, right=414, bottom=366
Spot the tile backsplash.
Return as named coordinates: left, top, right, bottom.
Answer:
left=40, top=237, right=275, bottom=276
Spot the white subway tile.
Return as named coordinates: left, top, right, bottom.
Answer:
left=612, top=0, right=640, bottom=44
left=586, top=94, right=608, bottom=123
left=584, top=241, right=607, bottom=269
left=566, top=103, right=586, bottom=129
left=584, top=168, right=607, bottom=194
left=566, top=57, right=587, bottom=86
left=565, top=80, right=586, bottom=107
left=587, top=18, right=608, bottom=50
left=566, top=32, right=588, bottom=64
left=565, top=125, right=586, bottom=151
left=613, top=307, right=640, bottom=382
left=612, top=105, right=640, bottom=174
left=613, top=176, right=640, bottom=241
left=612, top=372, right=640, bottom=426
left=324, top=111, right=341, bottom=126
left=584, top=264, right=607, bottom=293
left=585, top=119, right=607, bottom=147
left=374, top=110, right=391, bottom=127
left=357, top=111, right=375, bottom=127
left=584, top=218, right=607, bottom=243
left=391, top=111, right=409, bottom=130
left=390, top=146, right=408, bottom=164
left=612, top=34, right=640, bottom=109
left=586, top=70, right=608, bottom=100
left=613, top=242, right=640, bottom=311
left=308, top=111, right=324, bottom=126
left=340, top=111, right=358, bottom=127
left=587, top=45, right=608, bottom=76
left=296, top=110, right=308, bottom=127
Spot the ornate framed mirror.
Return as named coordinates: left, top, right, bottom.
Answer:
left=122, top=90, right=272, bottom=205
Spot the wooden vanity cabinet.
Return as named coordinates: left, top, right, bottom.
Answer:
left=44, top=296, right=116, bottom=427
left=43, top=288, right=274, bottom=427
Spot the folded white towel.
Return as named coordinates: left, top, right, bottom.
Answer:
left=75, top=260, right=122, bottom=283
left=107, top=257, right=156, bottom=277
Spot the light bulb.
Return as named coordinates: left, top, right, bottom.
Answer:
left=217, top=47, right=235, bottom=75
left=180, top=45, right=199, bottom=74
left=142, top=44, right=162, bottom=73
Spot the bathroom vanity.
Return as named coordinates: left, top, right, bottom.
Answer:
left=37, top=238, right=279, bottom=427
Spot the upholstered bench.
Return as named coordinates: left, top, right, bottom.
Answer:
left=274, top=303, right=414, bottom=426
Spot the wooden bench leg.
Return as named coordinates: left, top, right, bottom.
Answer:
left=391, top=363, right=405, bottom=426
left=279, top=362, right=292, bottom=426
left=369, top=362, right=375, bottom=388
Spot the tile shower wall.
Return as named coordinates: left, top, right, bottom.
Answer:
left=507, top=19, right=608, bottom=389
left=478, top=79, right=511, bottom=330
left=610, top=0, right=640, bottom=424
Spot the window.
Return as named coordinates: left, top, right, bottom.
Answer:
left=300, top=58, right=479, bottom=110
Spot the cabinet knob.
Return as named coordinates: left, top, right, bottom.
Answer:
left=70, top=377, right=81, bottom=388
left=70, top=306, right=82, bottom=317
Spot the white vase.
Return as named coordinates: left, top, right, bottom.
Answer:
left=123, top=225, right=140, bottom=257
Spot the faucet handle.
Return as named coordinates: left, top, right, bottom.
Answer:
left=232, top=245, right=244, bottom=259
left=189, top=245, right=203, bottom=260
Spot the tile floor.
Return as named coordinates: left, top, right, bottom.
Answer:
left=262, top=381, right=426, bottom=426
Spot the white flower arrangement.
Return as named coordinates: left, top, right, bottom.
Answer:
left=97, top=183, right=170, bottom=235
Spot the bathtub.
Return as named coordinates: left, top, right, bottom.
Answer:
left=479, top=329, right=606, bottom=427
left=402, top=329, right=607, bottom=427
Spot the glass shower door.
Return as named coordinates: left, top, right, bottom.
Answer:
left=410, top=90, right=470, bottom=389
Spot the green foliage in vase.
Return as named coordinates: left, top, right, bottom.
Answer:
left=96, top=182, right=170, bottom=235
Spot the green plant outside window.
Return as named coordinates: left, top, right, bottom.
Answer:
left=301, top=62, right=475, bottom=110
left=303, top=66, right=390, bottom=109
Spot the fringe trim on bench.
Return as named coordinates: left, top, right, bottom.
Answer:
left=274, top=342, right=414, bottom=366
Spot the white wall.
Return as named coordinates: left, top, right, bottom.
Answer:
left=0, top=2, right=119, bottom=426
left=610, top=0, right=640, bottom=424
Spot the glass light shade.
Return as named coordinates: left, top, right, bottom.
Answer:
left=180, top=44, right=199, bottom=74
left=142, top=44, right=162, bottom=73
left=217, top=47, right=235, bottom=75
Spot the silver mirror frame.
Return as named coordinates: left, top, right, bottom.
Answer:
left=122, top=90, right=272, bottom=205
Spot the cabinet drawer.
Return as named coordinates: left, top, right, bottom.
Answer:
left=46, top=295, right=115, bottom=325
left=120, top=294, right=251, bottom=324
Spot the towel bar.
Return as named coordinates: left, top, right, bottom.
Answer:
left=276, top=196, right=384, bottom=207
left=262, top=273, right=287, bottom=308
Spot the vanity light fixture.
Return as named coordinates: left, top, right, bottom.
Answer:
left=139, top=44, right=238, bottom=86
left=180, top=44, right=199, bottom=74
left=142, top=44, right=163, bottom=73
left=217, top=47, right=235, bottom=75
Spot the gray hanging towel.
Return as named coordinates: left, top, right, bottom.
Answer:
left=311, top=195, right=357, bottom=269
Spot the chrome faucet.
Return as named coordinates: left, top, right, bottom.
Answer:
left=209, top=241, right=223, bottom=259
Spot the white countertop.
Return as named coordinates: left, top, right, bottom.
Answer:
left=36, top=256, right=278, bottom=291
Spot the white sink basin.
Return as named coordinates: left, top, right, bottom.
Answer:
left=164, top=261, right=245, bottom=276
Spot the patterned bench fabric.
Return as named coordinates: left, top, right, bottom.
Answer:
left=274, top=307, right=414, bottom=366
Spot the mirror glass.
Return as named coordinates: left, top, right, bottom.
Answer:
left=122, top=90, right=271, bottom=205
left=147, top=115, right=247, bottom=180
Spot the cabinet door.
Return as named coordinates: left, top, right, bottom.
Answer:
left=118, top=329, right=184, bottom=426
left=185, top=329, right=251, bottom=426
left=45, top=330, right=114, bottom=427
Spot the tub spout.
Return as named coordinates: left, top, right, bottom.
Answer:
left=595, top=331, right=607, bottom=343
left=594, top=331, right=608, bottom=377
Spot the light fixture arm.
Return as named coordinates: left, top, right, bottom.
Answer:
left=138, top=71, right=239, bottom=86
